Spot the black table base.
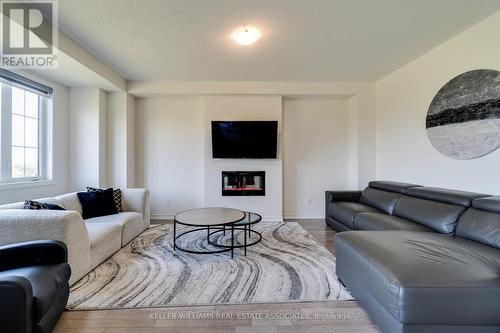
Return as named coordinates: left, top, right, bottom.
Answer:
left=173, top=222, right=262, bottom=258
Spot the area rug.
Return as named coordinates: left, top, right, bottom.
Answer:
left=67, top=222, right=352, bottom=310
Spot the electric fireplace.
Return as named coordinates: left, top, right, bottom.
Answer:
left=222, top=171, right=265, bottom=196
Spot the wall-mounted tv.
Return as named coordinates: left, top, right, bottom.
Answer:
left=211, top=121, right=278, bottom=159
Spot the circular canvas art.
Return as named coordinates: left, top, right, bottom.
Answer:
left=426, top=69, right=500, bottom=159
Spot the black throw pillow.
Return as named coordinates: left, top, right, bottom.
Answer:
left=87, top=187, right=122, bottom=212
left=77, top=188, right=118, bottom=219
left=24, top=200, right=66, bottom=210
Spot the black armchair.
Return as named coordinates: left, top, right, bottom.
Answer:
left=0, top=240, right=71, bottom=333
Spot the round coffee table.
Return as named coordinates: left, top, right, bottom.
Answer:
left=173, top=207, right=262, bottom=258
left=207, top=212, right=262, bottom=256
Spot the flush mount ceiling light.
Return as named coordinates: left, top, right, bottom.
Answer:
left=231, top=26, right=261, bottom=46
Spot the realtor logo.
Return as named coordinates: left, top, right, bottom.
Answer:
left=1, top=0, right=58, bottom=68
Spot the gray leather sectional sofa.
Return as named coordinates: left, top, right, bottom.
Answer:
left=325, top=181, right=500, bottom=333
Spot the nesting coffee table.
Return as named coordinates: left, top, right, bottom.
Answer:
left=173, top=207, right=262, bottom=258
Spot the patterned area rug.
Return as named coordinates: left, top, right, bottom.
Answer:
left=67, top=222, right=352, bottom=310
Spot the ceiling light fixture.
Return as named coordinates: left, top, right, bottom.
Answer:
left=231, top=26, right=261, bottom=46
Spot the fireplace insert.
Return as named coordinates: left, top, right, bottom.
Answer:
left=222, top=171, right=265, bottom=196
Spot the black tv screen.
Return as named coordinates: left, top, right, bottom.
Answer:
left=212, top=121, right=278, bottom=158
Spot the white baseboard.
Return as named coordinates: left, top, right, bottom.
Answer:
left=151, top=214, right=174, bottom=220
left=284, top=215, right=324, bottom=220
left=262, top=216, right=284, bottom=222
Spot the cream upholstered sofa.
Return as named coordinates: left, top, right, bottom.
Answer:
left=0, top=189, right=150, bottom=285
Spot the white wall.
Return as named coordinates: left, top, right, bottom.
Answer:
left=0, top=27, right=130, bottom=205
left=108, top=92, right=136, bottom=188
left=355, top=88, right=377, bottom=187
left=283, top=97, right=350, bottom=218
left=0, top=74, right=70, bottom=204
left=107, top=93, right=126, bottom=187
left=347, top=96, right=359, bottom=188
left=134, top=90, right=374, bottom=220
left=98, top=90, right=108, bottom=187
left=126, top=95, right=136, bottom=187
left=129, top=81, right=376, bottom=190
left=203, top=96, right=283, bottom=221
left=376, top=12, right=500, bottom=194
left=135, top=97, right=204, bottom=219
left=69, top=88, right=108, bottom=191
left=135, top=95, right=284, bottom=221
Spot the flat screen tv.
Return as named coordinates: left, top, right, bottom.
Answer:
left=211, top=121, right=278, bottom=159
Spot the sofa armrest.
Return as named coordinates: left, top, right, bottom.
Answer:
left=325, top=190, right=362, bottom=203
left=0, top=240, right=67, bottom=271
left=0, top=210, right=87, bottom=245
left=121, top=188, right=150, bottom=228
left=0, top=210, right=91, bottom=284
left=0, top=275, right=32, bottom=333
left=325, top=190, right=362, bottom=219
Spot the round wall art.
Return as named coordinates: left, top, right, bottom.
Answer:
left=426, top=69, right=500, bottom=159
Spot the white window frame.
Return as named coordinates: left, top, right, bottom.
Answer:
left=0, top=80, right=51, bottom=186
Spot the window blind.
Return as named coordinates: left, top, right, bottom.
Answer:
left=0, top=69, right=53, bottom=96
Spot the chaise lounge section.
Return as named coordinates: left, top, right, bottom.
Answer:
left=326, top=181, right=500, bottom=333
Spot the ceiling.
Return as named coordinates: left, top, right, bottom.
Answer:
left=57, top=0, right=500, bottom=82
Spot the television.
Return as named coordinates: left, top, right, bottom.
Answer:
left=211, top=121, right=278, bottom=159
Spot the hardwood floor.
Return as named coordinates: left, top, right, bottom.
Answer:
left=54, top=219, right=378, bottom=333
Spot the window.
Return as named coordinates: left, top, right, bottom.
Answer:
left=0, top=71, right=52, bottom=184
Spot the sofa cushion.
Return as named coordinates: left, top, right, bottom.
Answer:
left=326, top=216, right=352, bottom=232
left=368, top=180, right=421, bottom=194
left=0, top=198, right=63, bottom=210
left=405, top=187, right=488, bottom=207
left=85, top=223, right=122, bottom=267
left=456, top=197, right=500, bottom=249
left=336, top=231, right=500, bottom=326
left=86, top=212, right=144, bottom=246
left=329, top=202, right=380, bottom=229
left=359, top=188, right=401, bottom=214
left=55, top=193, right=82, bottom=215
left=368, top=181, right=421, bottom=194
left=0, top=202, right=25, bottom=209
left=393, top=196, right=465, bottom=234
left=472, top=196, right=500, bottom=213
left=354, top=212, right=434, bottom=232
left=0, top=263, right=70, bottom=322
